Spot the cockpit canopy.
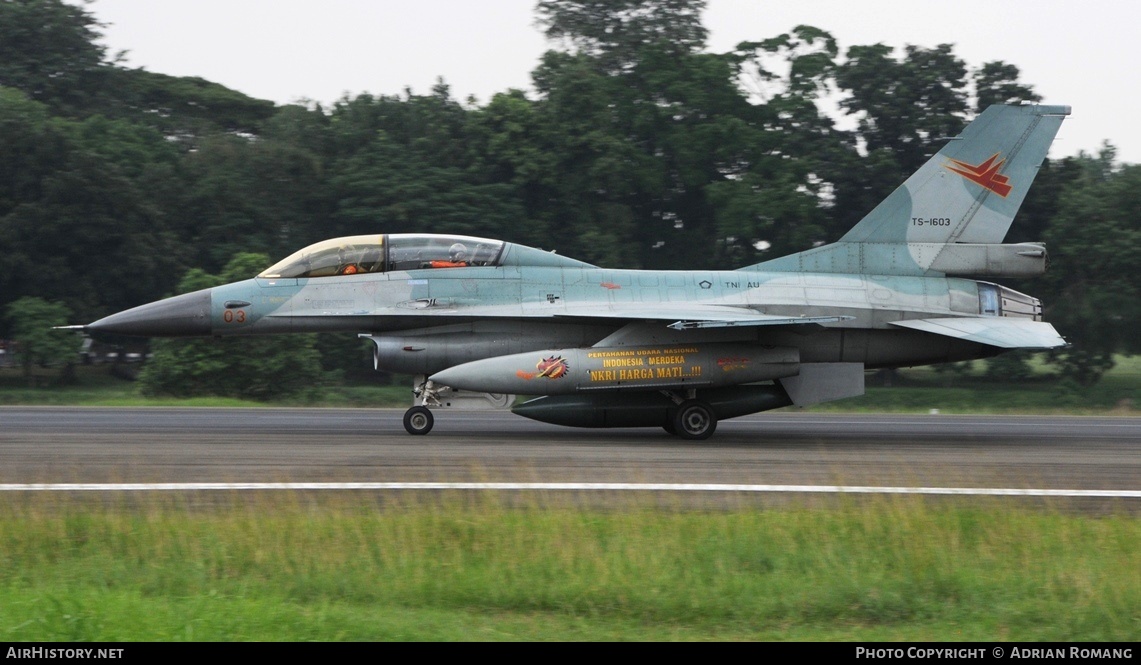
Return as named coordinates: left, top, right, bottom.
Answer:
left=258, top=234, right=505, bottom=279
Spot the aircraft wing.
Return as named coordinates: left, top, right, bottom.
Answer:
left=282, top=302, right=851, bottom=329
left=555, top=304, right=851, bottom=329
left=889, top=317, right=1066, bottom=349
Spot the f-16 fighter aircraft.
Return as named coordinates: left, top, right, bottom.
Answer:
left=76, top=104, right=1071, bottom=438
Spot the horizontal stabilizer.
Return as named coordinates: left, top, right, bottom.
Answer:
left=889, top=317, right=1066, bottom=349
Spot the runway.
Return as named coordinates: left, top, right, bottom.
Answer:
left=1, top=408, right=1137, bottom=499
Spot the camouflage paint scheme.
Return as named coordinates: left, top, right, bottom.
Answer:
left=80, top=105, right=1071, bottom=438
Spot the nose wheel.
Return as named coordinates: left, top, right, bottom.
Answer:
left=403, top=406, right=434, bottom=435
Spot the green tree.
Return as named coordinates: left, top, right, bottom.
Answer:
left=5, top=296, right=80, bottom=386
left=469, top=88, right=561, bottom=251
left=836, top=43, right=969, bottom=173
left=535, top=0, right=708, bottom=73
left=1005, top=156, right=1082, bottom=245
left=832, top=42, right=970, bottom=234
left=829, top=50, right=1042, bottom=247
left=523, top=3, right=839, bottom=269
left=0, top=89, right=180, bottom=327
left=138, top=254, right=324, bottom=400
left=712, top=26, right=844, bottom=262
left=166, top=133, right=330, bottom=271
left=524, top=50, right=652, bottom=266
left=108, top=69, right=276, bottom=144
left=1038, top=147, right=1140, bottom=385
left=327, top=84, right=523, bottom=241
left=983, top=351, right=1034, bottom=382
left=0, top=0, right=111, bottom=115
left=972, top=61, right=1040, bottom=113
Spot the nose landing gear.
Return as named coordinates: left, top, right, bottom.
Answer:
left=404, top=377, right=442, bottom=435
left=402, top=375, right=514, bottom=435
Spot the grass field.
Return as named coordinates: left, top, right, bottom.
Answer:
left=1, top=493, right=1137, bottom=641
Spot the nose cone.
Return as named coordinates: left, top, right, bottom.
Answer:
left=87, top=288, right=213, bottom=337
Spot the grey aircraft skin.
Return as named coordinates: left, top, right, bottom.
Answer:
left=76, top=104, right=1071, bottom=439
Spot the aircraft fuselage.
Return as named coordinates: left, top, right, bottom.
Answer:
left=107, top=265, right=1013, bottom=374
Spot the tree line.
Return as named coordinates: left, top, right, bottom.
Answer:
left=1, top=0, right=1136, bottom=392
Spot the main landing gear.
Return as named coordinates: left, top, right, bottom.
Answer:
left=663, top=390, right=717, bottom=440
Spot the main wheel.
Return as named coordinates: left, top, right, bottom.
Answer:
left=671, top=400, right=717, bottom=440
left=403, top=406, right=434, bottom=435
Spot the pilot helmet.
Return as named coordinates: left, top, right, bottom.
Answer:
left=449, top=243, right=467, bottom=261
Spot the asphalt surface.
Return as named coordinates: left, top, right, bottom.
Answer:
left=2, top=408, right=1138, bottom=497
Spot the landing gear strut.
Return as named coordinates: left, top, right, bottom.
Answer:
left=404, top=377, right=442, bottom=435
left=400, top=375, right=516, bottom=435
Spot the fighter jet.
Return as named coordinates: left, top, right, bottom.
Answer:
left=76, top=104, right=1071, bottom=438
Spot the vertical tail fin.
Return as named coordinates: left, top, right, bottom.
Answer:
left=748, top=104, right=1070, bottom=276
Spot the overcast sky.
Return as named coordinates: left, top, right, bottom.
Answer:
left=87, top=0, right=1137, bottom=163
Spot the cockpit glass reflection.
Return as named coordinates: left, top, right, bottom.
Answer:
left=386, top=235, right=503, bottom=271
left=257, top=234, right=504, bottom=279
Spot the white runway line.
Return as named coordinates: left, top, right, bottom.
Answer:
left=0, top=483, right=1138, bottom=498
